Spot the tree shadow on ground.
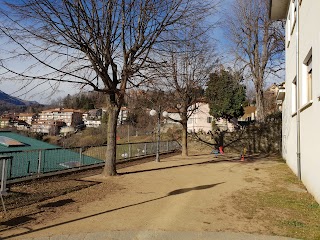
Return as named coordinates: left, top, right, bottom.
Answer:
left=5, top=180, right=100, bottom=211
left=39, top=199, right=75, bottom=208
left=2, top=182, right=224, bottom=239
left=1, top=211, right=44, bottom=228
left=2, top=216, right=35, bottom=227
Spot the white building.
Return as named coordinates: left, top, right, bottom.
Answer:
left=270, top=0, right=320, bottom=203
left=164, top=109, right=181, bottom=124
left=102, top=107, right=129, bottom=125
left=118, top=107, right=128, bottom=125
left=187, top=102, right=236, bottom=133
left=238, top=106, right=257, bottom=122
left=39, top=108, right=83, bottom=127
left=83, top=109, right=103, bottom=128
left=0, top=117, right=10, bottom=128
left=84, top=119, right=102, bottom=128
left=18, top=113, right=37, bottom=125
left=31, top=120, right=65, bottom=135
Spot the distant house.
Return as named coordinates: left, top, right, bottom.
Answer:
left=264, top=83, right=285, bottom=113
left=31, top=120, right=65, bottom=135
left=82, top=109, right=102, bottom=121
left=88, top=109, right=102, bottom=119
left=164, top=108, right=181, bottom=124
left=82, top=109, right=103, bottom=128
left=39, top=108, right=83, bottom=127
left=276, top=82, right=285, bottom=111
left=18, top=113, right=37, bottom=125
left=0, top=117, right=10, bottom=128
left=101, top=107, right=129, bottom=125
left=118, top=107, right=129, bottom=125
left=15, top=120, right=30, bottom=131
left=187, top=102, right=237, bottom=133
left=84, top=119, right=102, bottom=128
left=238, top=106, right=257, bottom=122
left=161, top=108, right=182, bottom=132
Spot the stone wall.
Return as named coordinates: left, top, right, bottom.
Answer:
left=224, top=113, right=282, bottom=154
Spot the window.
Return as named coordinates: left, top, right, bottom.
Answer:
left=207, top=117, right=212, bottom=123
left=292, top=78, right=297, bottom=114
left=302, top=49, right=312, bottom=105
left=307, top=57, right=312, bottom=101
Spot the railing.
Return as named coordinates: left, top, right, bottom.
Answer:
left=0, top=141, right=181, bottom=181
left=0, top=156, right=12, bottom=194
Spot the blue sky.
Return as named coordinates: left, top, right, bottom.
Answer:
left=0, top=0, right=283, bottom=104
left=0, top=1, right=233, bottom=104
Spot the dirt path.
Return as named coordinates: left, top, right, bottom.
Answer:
left=1, top=152, right=287, bottom=239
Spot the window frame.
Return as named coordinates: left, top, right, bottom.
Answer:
left=301, top=49, right=313, bottom=107
left=292, top=77, right=297, bottom=115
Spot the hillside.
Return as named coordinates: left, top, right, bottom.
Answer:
left=0, top=90, right=39, bottom=106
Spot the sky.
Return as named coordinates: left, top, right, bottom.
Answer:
left=0, top=78, right=83, bottom=104
left=0, top=0, right=283, bottom=105
left=0, top=0, right=234, bottom=105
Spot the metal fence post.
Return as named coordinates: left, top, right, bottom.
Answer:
left=0, top=156, right=8, bottom=214
left=37, top=150, right=42, bottom=176
left=129, top=143, right=131, bottom=159
left=144, top=143, right=147, bottom=156
left=167, top=141, right=169, bottom=152
left=9, top=157, right=13, bottom=180
left=79, top=147, right=83, bottom=167
left=0, top=156, right=9, bottom=194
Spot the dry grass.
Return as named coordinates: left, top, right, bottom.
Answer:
left=231, top=160, right=320, bottom=240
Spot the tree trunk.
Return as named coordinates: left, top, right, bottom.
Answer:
left=181, top=121, right=188, bottom=157
left=102, top=100, right=120, bottom=176
left=255, top=86, right=266, bottom=122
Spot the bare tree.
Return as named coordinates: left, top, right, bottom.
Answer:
left=226, top=0, right=284, bottom=121
left=148, top=26, right=216, bottom=157
left=0, top=0, right=215, bottom=176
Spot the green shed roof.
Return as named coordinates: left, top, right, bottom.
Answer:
left=0, top=131, right=60, bottom=152
left=0, top=131, right=103, bottom=179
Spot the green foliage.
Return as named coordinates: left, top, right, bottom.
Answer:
left=60, top=92, right=105, bottom=110
left=205, top=69, right=246, bottom=120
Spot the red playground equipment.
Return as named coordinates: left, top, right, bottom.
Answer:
left=219, top=146, right=224, bottom=154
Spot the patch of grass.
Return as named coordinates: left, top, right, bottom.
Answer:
left=284, top=220, right=305, bottom=227
left=309, top=203, right=320, bottom=209
left=232, top=162, right=320, bottom=240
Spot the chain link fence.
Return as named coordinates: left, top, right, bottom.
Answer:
left=0, top=141, right=181, bottom=181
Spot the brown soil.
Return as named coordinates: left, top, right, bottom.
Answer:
left=0, top=146, right=302, bottom=239
left=0, top=153, right=176, bottom=229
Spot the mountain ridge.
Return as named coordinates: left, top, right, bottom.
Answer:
left=0, top=90, right=39, bottom=106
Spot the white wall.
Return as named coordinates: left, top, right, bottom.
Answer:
left=283, top=0, right=320, bottom=203
left=187, top=103, right=212, bottom=133
left=166, top=113, right=181, bottom=123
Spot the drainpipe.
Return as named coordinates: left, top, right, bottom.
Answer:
left=295, top=0, right=301, bottom=180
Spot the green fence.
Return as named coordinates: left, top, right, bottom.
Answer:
left=1, top=141, right=180, bottom=180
